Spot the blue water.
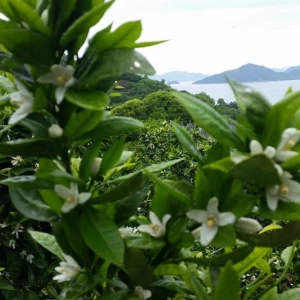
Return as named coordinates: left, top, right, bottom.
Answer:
left=171, top=80, right=300, bottom=104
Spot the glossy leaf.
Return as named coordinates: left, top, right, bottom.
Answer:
left=231, top=154, right=281, bottom=186
left=0, top=139, right=59, bottom=158
left=81, top=208, right=124, bottom=266
left=0, top=75, right=15, bottom=93
left=60, top=1, right=114, bottom=47
left=281, top=246, right=293, bottom=265
left=172, top=122, right=204, bottom=164
left=213, top=262, right=240, bottom=300
left=0, top=20, right=55, bottom=66
left=173, top=91, right=244, bottom=150
left=277, top=288, right=300, bottom=300
left=194, top=167, right=212, bottom=209
left=260, top=201, right=300, bottom=221
left=154, top=264, right=186, bottom=276
left=189, top=274, right=209, bottom=300
left=9, top=186, right=57, bottom=221
left=65, top=90, right=109, bottom=111
left=29, top=231, right=63, bottom=259
left=100, top=138, right=125, bottom=175
left=0, top=175, right=53, bottom=189
left=126, top=236, right=165, bottom=250
left=75, top=116, right=143, bottom=142
left=227, top=78, right=270, bottom=134
left=0, top=278, right=14, bottom=290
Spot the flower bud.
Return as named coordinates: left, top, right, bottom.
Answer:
left=41, top=9, right=49, bottom=25
left=90, top=157, right=102, bottom=178
left=48, top=124, right=63, bottom=138
left=235, top=217, right=262, bottom=234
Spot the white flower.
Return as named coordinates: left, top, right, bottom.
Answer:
left=266, top=171, right=300, bottom=211
left=275, top=128, right=300, bottom=162
left=11, top=156, right=24, bottom=166
left=232, top=140, right=276, bottom=164
left=186, top=197, right=236, bottom=246
left=55, top=182, right=91, bottom=213
left=37, top=64, right=75, bottom=104
left=20, top=250, right=27, bottom=259
left=119, top=227, right=133, bottom=238
left=53, top=253, right=81, bottom=283
left=138, top=212, right=171, bottom=238
left=48, top=124, right=63, bottom=138
left=11, top=224, right=24, bottom=238
left=90, top=157, right=102, bottom=178
left=9, top=80, right=34, bottom=124
left=9, top=240, right=16, bottom=249
left=135, top=286, right=152, bottom=300
left=26, top=254, right=34, bottom=264
left=235, top=218, right=262, bottom=234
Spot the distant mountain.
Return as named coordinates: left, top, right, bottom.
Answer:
left=284, top=65, right=300, bottom=78
left=152, top=71, right=207, bottom=82
left=272, top=66, right=291, bottom=72
left=193, top=63, right=298, bottom=84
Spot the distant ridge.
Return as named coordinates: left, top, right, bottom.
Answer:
left=152, top=71, right=207, bottom=82
left=193, top=63, right=300, bottom=84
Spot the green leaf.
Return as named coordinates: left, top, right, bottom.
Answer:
left=0, top=139, right=59, bottom=158
left=8, top=0, right=51, bottom=35
left=173, top=91, right=244, bottom=150
left=260, top=201, right=300, bottom=221
left=204, top=157, right=234, bottom=173
left=144, top=171, right=190, bottom=205
left=100, top=138, right=125, bottom=174
left=65, top=109, right=104, bottom=139
left=277, top=288, right=300, bottom=300
left=126, top=236, right=165, bottom=250
left=227, top=78, right=271, bottom=134
left=0, top=175, right=53, bottom=189
left=172, top=122, right=204, bottom=164
left=80, top=49, right=156, bottom=86
left=237, top=221, right=300, bottom=247
left=124, top=248, right=152, bottom=286
left=89, top=20, right=142, bottom=53
left=211, top=225, right=237, bottom=247
left=231, top=154, right=281, bottom=186
left=111, top=158, right=184, bottom=183
left=0, top=278, right=14, bottom=290
left=213, top=262, right=240, bottom=300
left=65, top=90, right=109, bottom=111
left=75, top=116, right=143, bottom=142
left=154, top=264, right=186, bottom=276
left=0, top=75, right=15, bottom=93
left=19, top=118, right=49, bottom=138
left=194, top=167, right=212, bottom=209
left=60, top=1, right=114, bottom=47
left=281, top=246, right=294, bottom=265
left=0, top=0, right=19, bottom=21
left=63, top=211, right=89, bottom=260
left=29, top=231, right=63, bottom=259
left=52, top=0, right=77, bottom=31
left=0, top=20, right=55, bottom=66
left=39, top=189, right=62, bottom=215
left=189, top=274, right=209, bottom=300
left=264, top=91, right=300, bottom=147
left=9, top=186, right=57, bottom=221
left=281, top=153, right=300, bottom=171
left=79, top=141, right=101, bottom=181
left=134, top=40, right=167, bottom=48
left=81, top=207, right=124, bottom=266
left=233, top=247, right=270, bottom=275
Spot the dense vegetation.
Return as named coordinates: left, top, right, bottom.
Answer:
left=1, top=2, right=300, bottom=300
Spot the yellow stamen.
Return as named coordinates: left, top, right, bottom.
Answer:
left=66, top=195, right=76, bottom=203
left=279, top=184, right=289, bottom=195
left=206, top=216, right=217, bottom=227
left=10, top=99, right=24, bottom=106
left=56, top=75, right=68, bottom=85
left=148, top=224, right=159, bottom=232
left=282, top=140, right=296, bottom=150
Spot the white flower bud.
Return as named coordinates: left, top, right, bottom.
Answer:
left=90, top=157, right=102, bottom=178
left=48, top=124, right=63, bottom=138
left=41, top=9, right=49, bottom=25
left=235, top=217, right=262, bottom=234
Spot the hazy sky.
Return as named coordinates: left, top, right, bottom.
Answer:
left=92, top=0, right=300, bottom=75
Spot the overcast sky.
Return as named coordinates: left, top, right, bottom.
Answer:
left=92, top=0, right=300, bottom=75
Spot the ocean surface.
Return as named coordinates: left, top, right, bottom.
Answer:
left=170, top=80, right=300, bottom=104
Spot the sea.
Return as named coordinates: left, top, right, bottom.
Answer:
left=170, top=80, right=300, bottom=104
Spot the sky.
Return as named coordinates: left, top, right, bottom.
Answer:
left=91, top=0, right=300, bottom=75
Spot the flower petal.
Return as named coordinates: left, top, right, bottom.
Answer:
left=78, top=192, right=91, bottom=204
left=200, top=223, right=218, bottom=246
left=142, top=290, right=152, bottom=299
left=8, top=105, right=31, bottom=124
left=53, top=274, right=68, bottom=282
left=266, top=189, right=279, bottom=211
left=149, top=211, right=161, bottom=226
left=235, top=217, right=262, bottom=234
left=191, top=226, right=202, bottom=240
left=137, top=224, right=153, bottom=235
left=186, top=209, right=207, bottom=223
left=264, top=146, right=276, bottom=158
left=218, top=212, right=235, bottom=226
left=55, top=184, right=70, bottom=199
left=231, top=155, right=248, bottom=164
left=276, top=150, right=298, bottom=162
left=162, top=214, right=171, bottom=227
left=70, top=182, right=78, bottom=194
left=250, top=140, right=263, bottom=155
left=61, top=201, right=78, bottom=213
left=55, top=86, right=66, bottom=104
left=207, top=197, right=219, bottom=214
left=37, top=72, right=57, bottom=84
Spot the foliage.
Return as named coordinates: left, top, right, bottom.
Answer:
left=0, top=2, right=300, bottom=300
